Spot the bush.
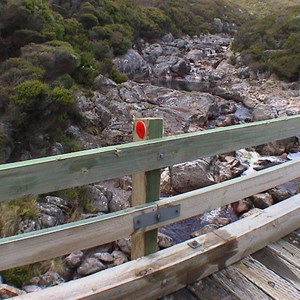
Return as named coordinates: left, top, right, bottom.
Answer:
left=20, top=41, right=81, bottom=80
left=0, top=195, right=38, bottom=238
left=0, top=58, right=45, bottom=86
left=51, top=87, right=74, bottom=106
left=78, top=13, right=99, bottom=28
left=232, top=5, right=300, bottom=81
left=110, top=68, right=128, bottom=83
left=72, top=52, right=100, bottom=86
left=12, top=79, right=49, bottom=108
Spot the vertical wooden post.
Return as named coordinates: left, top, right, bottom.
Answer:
left=131, top=118, right=163, bottom=259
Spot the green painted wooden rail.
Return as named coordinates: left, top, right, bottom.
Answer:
left=0, top=115, right=300, bottom=271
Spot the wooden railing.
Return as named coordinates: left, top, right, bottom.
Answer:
left=1, top=115, right=300, bottom=299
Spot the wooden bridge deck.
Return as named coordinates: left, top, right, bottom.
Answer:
left=167, top=228, right=300, bottom=300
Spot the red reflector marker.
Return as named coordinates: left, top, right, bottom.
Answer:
left=136, top=121, right=146, bottom=139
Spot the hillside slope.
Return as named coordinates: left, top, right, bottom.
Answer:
left=232, top=5, right=300, bottom=81
left=230, top=0, right=299, bottom=16
left=0, top=0, right=251, bottom=162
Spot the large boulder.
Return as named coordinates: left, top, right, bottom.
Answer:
left=113, top=49, right=149, bottom=80
left=143, top=43, right=164, bottom=63
left=161, top=159, right=216, bottom=194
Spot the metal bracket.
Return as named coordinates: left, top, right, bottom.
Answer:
left=187, top=240, right=201, bottom=249
left=134, top=205, right=181, bottom=230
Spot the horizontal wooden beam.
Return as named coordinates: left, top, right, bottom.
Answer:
left=14, top=194, right=300, bottom=300
left=0, top=115, right=300, bottom=201
left=1, top=159, right=299, bottom=271
left=0, top=204, right=156, bottom=271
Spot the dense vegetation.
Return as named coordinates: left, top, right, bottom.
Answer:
left=230, top=0, right=299, bottom=17
left=232, top=5, right=300, bottom=81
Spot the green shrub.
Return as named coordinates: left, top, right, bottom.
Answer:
left=2, top=266, right=32, bottom=288
left=58, top=136, right=83, bottom=153
left=72, top=52, right=100, bottom=86
left=0, top=195, right=38, bottom=238
left=233, top=5, right=300, bottom=81
left=63, top=18, right=93, bottom=53
left=51, top=87, right=74, bottom=106
left=110, top=68, right=128, bottom=83
left=50, top=74, right=75, bottom=89
left=2, top=258, right=66, bottom=288
left=0, top=58, right=45, bottom=86
left=12, top=80, right=49, bottom=107
left=78, top=13, right=99, bottom=28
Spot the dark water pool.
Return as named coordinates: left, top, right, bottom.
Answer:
left=159, top=206, right=238, bottom=244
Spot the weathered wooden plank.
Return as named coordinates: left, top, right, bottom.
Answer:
left=163, top=288, right=198, bottom=300
left=0, top=203, right=156, bottom=271
left=267, top=239, right=300, bottom=269
left=14, top=194, right=300, bottom=300
left=212, top=264, right=272, bottom=299
left=188, top=276, right=239, bottom=300
left=131, top=118, right=163, bottom=259
left=1, top=159, right=300, bottom=270
left=252, top=247, right=300, bottom=291
left=237, top=257, right=300, bottom=300
left=1, top=115, right=300, bottom=201
left=284, top=228, right=300, bottom=249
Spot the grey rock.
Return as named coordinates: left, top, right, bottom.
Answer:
left=251, top=193, right=274, bottom=209
left=114, top=49, right=149, bottom=80
left=119, top=82, right=146, bottom=103
left=93, top=252, right=114, bottom=263
left=22, top=285, right=43, bottom=293
left=39, top=203, right=65, bottom=224
left=44, top=196, right=70, bottom=211
left=18, top=219, right=40, bottom=234
left=94, top=74, right=117, bottom=89
left=161, top=33, right=174, bottom=43
left=77, top=258, right=106, bottom=275
left=39, top=214, right=59, bottom=228
left=186, top=49, right=204, bottom=62
left=256, top=138, right=296, bottom=156
left=161, top=159, right=216, bottom=194
left=143, top=44, right=163, bottom=63
left=87, top=185, right=111, bottom=213
left=174, top=39, right=188, bottom=49
left=252, top=104, right=277, bottom=121
left=109, top=196, right=130, bottom=212
left=170, top=58, right=191, bottom=76
left=65, top=251, right=84, bottom=268
left=84, top=243, right=115, bottom=256
left=268, top=188, right=290, bottom=203
left=117, top=237, right=131, bottom=255
left=65, top=125, right=82, bottom=139
left=30, top=271, right=65, bottom=288
left=112, top=250, right=128, bottom=266
left=49, top=142, right=64, bottom=155
left=231, top=199, right=253, bottom=215
left=158, top=233, right=173, bottom=249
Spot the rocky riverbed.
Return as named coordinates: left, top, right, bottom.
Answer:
left=1, top=33, right=300, bottom=297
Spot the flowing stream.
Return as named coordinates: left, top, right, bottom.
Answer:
left=160, top=148, right=300, bottom=244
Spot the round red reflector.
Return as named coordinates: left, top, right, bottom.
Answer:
left=136, top=121, right=146, bottom=139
